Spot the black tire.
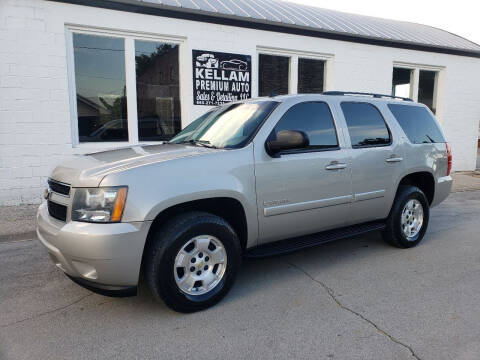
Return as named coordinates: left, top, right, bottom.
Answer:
left=145, top=211, right=241, bottom=313
left=383, top=185, right=430, bottom=248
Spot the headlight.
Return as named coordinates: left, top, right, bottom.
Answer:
left=72, top=187, right=128, bottom=223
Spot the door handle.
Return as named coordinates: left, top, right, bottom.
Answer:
left=385, top=156, right=403, bottom=163
left=325, top=161, right=347, bottom=170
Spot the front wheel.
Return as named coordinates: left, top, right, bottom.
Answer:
left=383, top=185, right=430, bottom=248
left=145, top=212, right=241, bottom=313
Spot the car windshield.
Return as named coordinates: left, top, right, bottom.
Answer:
left=169, top=101, right=279, bottom=149
left=168, top=110, right=214, bottom=144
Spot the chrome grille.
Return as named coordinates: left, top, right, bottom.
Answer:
left=47, top=200, right=67, bottom=222
left=48, top=179, right=70, bottom=196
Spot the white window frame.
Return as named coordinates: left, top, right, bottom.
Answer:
left=393, top=61, right=445, bottom=120
left=65, top=25, right=186, bottom=149
left=256, top=46, right=334, bottom=96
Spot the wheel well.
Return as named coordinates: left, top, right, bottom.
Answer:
left=142, top=197, right=248, bottom=268
left=398, top=172, right=435, bottom=205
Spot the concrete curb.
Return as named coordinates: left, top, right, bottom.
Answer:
left=0, top=204, right=38, bottom=243
left=0, top=231, right=37, bottom=243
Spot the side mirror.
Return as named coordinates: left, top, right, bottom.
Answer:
left=265, top=130, right=309, bottom=157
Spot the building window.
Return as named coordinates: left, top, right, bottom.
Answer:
left=73, top=33, right=128, bottom=142
left=418, top=70, right=437, bottom=114
left=298, top=58, right=324, bottom=94
left=392, top=64, right=442, bottom=115
left=258, top=54, right=289, bottom=96
left=135, top=40, right=180, bottom=141
left=341, top=102, right=391, bottom=148
left=69, top=29, right=183, bottom=145
left=392, top=67, right=413, bottom=98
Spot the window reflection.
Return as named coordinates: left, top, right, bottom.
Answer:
left=169, top=110, right=214, bottom=144
left=388, top=104, right=445, bottom=144
left=341, top=102, right=391, bottom=147
left=73, top=33, right=128, bottom=142
left=392, top=67, right=413, bottom=98
left=258, top=54, right=289, bottom=96
left=170, top=101, right=278, bottom=149
left=298, top=58, right=324, bottom=94
left=418, top=70, right=437, bottom=114
left=135, top=41, right=180, bottom=141
left=272, top=102, right=338, bottom=150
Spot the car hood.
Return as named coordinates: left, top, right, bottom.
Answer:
left=50, top=144, right=221, bottom=187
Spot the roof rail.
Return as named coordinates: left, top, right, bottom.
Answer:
left=322, top=91, right=413, bottom=102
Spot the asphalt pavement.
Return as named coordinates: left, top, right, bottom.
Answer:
left=1, top=190, right=480, bottom=360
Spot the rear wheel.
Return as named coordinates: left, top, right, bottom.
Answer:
left=145, top=212, right=241, bottom=313
left=383, top=185, right=430, bottom=248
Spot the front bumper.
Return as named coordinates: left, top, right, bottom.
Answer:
left=36, top=202, right=151, bottom=294
left=66, top=274, right=137, bottom=297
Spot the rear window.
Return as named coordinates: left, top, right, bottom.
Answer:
left=388, top=104, right=445, bottom=144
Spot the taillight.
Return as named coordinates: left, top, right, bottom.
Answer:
left=446, top=143, right=452, bottom=176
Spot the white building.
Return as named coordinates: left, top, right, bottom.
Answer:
left=1, top=0, right=480, bottom=205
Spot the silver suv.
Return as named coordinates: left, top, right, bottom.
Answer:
left=37, top=92, right=453, bottom=312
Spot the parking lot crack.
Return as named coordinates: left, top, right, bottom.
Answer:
left=1, top=293, right=93, bottom=328
left=285, top=260, right=421, bottom=360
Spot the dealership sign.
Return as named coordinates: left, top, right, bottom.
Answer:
left=192, top=50, right=251, bottom=106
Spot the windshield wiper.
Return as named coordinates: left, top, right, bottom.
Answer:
left=180, top=139, right=218, bottom=149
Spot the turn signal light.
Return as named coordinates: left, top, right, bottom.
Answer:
left=111, top=187, right=128, bottom=222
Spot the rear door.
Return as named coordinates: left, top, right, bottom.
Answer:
left=253, top=100, right=352, bottom=244
left=337, top=101, right=405, bottom=224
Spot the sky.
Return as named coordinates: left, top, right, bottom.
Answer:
left=285, top=0, right=480, bottom=46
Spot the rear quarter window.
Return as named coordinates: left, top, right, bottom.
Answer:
left=388, top=104, right=445, bottom=144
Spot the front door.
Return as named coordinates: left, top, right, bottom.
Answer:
left=254, top=101, right=352, bottom=244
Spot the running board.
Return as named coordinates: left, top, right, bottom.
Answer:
left=246, top=221, right=386, bottom=258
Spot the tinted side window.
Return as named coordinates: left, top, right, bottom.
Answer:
left=388, top=104, right=445, bottom=144
left=341, top=102, right=391, bottom=147
left=272, top=102, right=338, bottom=151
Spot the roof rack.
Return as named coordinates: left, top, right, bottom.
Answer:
left=322, top=91, right=413, bottom=102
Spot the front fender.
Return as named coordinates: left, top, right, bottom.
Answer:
left=100, top=145, right=258, bottom=247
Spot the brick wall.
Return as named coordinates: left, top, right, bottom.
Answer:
left=1, top=0, right=480, bottom=205
left=0, top=0, right=71, bottom=205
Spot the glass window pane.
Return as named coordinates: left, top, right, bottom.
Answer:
left=258, top=54, right=289, bottom=97
left=169, top=110, right=215, bottom=144
left=298, top=58, right=324, bottom=94
left=392, top=67, right=412, bottom=98
left=341, top=102, right=391, bottom=147
left=170, top=101, right=279, bottom=149
left=73, top=33, right=128, bottom=142
left=388, top=104, right=445, bottom=144
left=135, top=41, right=181, bottom=141
left=418, top=70, right=437, bottom=114
left=272, top=102, right=338, bottom=150
left=195, top=101, right=278, bottom=148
